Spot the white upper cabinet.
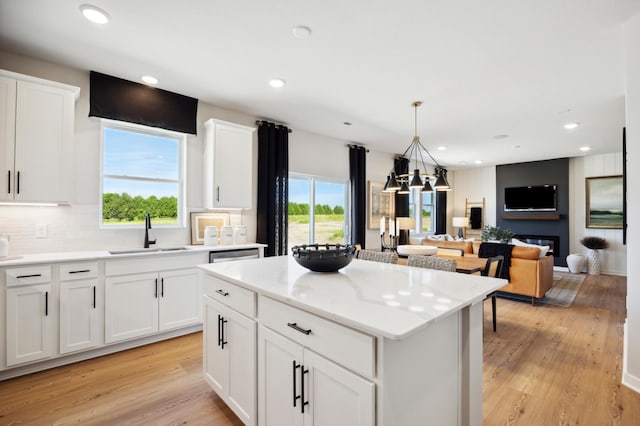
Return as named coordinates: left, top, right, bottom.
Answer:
left=0, top=70, right=79, bottom=204
left=204, top=118, right=255, bottom=209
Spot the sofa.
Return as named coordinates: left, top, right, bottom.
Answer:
left=423, top=239, right=554, bottom=305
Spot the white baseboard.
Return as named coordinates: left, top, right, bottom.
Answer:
left=622, top=322, right=640, bottom=394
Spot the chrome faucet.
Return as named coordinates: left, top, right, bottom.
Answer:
left=144, top=213, right=157, bottom=248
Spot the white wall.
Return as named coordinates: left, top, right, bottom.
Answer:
left=450, top=166, right=498, bottom=236
left=569, top=153, right=627, bottom=275
left=623, top=12, right=640, bottom=394
left=0, top=50, right=395, bottom=255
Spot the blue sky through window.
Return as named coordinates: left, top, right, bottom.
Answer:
left=103, top=127, right=179, bottom=198
left=289, top=178, right=345, bottom=208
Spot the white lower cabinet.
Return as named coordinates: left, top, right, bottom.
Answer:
left=204, top=295, right=256, bottom=426
left=105, top=268, right=200, bottom=343
left=258, top=326, right=374, bottom=426
left=6, top=283, right=54, bottom=366
left=59, top=263, right=102, bottom=354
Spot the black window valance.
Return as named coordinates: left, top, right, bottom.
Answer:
left=89, top=71, right=198, bottom=135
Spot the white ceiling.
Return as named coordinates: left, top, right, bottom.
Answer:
left=1, top=0, right=637, bottom=170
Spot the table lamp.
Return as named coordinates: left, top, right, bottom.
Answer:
left=452, top=217, right=470, bottom=239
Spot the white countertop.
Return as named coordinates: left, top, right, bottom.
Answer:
left=0, top=243, right=266, bottom=267
left=199, top=255, right=506, bottom=340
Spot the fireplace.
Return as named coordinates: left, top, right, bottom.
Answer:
left=514, top=234, right=560, bottom=258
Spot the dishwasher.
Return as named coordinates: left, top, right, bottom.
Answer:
left=209, top=248, right=260, bottom=263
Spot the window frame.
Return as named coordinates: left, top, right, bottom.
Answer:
left=99, top=119, right=187, bottom=229
left=410, top=188, right=436, bottom=236
left=288, top=172, right=350, bottom=246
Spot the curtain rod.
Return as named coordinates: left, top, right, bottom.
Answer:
left=346, top=144, right=370, bottom=152
left=255, top=120, right=293, bottom=133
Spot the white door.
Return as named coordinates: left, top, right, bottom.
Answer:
left=225, top=302, right=256, bottom=426
left=158, top=269, right=201, bottom=331
left=14, top=80, right=74, bottom=203
left=258, top=326, right=304, bottom=426
left=203, top=296, right=257, bottom=426
left=6, top=284, right=53, bottom=366
left=105, top=273, right=158, bottom=343
left=59, top=279, right=101, bottom=354
left=203, top=296, right=228, bottom=397
left=303, top=350, right=375, bottom=426
left=0, top=76, right=16, bottom=201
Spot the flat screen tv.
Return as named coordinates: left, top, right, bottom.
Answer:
left=504, top=185, right=557, bottom=211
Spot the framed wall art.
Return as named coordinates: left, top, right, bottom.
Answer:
left=586, top=175, right=623, bottom=229
left=367, top=181, right=394, bottom=229
left=190, top=211, right=230, bottom=244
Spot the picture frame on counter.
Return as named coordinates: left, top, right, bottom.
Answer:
left=190, top=212, right=230, bottom=244
left=367, top=180, right=394, bottom=230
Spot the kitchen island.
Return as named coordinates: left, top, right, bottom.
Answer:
left=199, top=255, right=506, bottom=426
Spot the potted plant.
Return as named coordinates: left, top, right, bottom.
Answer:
left=481, top=225, right=514, bottom=244
left=580, top=236, right=608, bottom=275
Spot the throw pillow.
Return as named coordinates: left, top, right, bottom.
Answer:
left=511, top=238, right=550, bottom=259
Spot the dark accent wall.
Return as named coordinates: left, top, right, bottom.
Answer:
left=496, top=158, right=569, bottom=266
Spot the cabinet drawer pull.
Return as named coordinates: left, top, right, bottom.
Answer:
left=301, top=365, right=309, bottom=413
left=69, top=269, right=91, bottom=274
left=293, top=361, right=301, bottom=407
left=7, top=170, right=10, bottom=194
left=287, top=322, right=312, bottom=335
left=216, top=289, right=229, bottom=297
left=16, top=273, right=42, bottom=279
left=45, top=291, right=49, bottom=316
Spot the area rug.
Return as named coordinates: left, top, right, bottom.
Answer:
left=497, top=272, right=585, bottom=307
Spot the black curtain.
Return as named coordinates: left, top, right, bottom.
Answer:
left=349, top=145, right=367, bottom=247
left=394, top=157, right=410, bottom=217
left=435, top=168, right=448, bottom=234
left=256, top=121, right=289, bottom=256
left=89, top=71, right=198, bottom=134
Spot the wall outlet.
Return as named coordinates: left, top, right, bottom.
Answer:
left=35, top=224, right=48, bottom=239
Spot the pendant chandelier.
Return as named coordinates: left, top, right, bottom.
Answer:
left=384, top=101, right=451, bottom=193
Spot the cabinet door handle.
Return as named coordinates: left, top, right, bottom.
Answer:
left=217, top=314, right=222, bottom=347
left=69, top=269, right=91, bottom=274
left=93, top=286, right=96, bottom=309
left=293, top=361, right=301, bottom=407
left=301, top=365, right=309, bottom=413
left=216, top=289, right=229, bottom=297
left=161, top=278, right=164, bottom=297
left=16, top=273, right=42, bottom=279
left=216, top=185, right=220, bottom=202
left=154, top=278, right=158, bottom=298
left=287, top=322, right=312, bottom=335
left=7, top=170, right=10, bottom=194
left=45, top=291, right=49, bottom=316
left=16, top=171, right=20, bottom=194
left=221, top=318, right=228, bottom=349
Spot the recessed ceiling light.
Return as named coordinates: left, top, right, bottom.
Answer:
left=292, top=26, right=312, bottom=39
left=79, top=4, right=110, bottom=24
left=564, top=122, right=580, bottom=130
left=579, top=146, right=591, bottom=152
left=141, top=75, right=158, bottom=85
left=474, top=160, right=483, bottom=164
left=269, top=78, right=285, bottom=88
left=437, top=146, right=447, bottom=151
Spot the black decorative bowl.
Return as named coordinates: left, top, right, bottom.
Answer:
left=291, top=244, right=356, bottom=272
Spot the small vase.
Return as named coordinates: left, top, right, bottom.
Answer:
left=587, top=249, right=601, bottom=275
left=566, top=253, right=585, bottom=273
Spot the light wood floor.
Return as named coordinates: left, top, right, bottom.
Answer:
left=1, top=274, right=638, bottom=425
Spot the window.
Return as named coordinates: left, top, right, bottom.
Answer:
left=288, top=174, right=349, bottom=250
left=410, top=189, right=435, bottom=234
left=101, top=120, right=185, bottom=227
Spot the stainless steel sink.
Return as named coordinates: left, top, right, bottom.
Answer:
left=108, top=247, right=188, bottom=255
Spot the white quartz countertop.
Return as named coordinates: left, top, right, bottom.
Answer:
left=199, top=255, right=506, bottom=340
left=0, top=243, right=266, bottom=266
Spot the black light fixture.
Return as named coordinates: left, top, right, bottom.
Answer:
left=384, top=101, right=450, bottom=193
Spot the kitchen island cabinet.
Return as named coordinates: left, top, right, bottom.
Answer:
left=199, top=256, right=506, bottom=426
